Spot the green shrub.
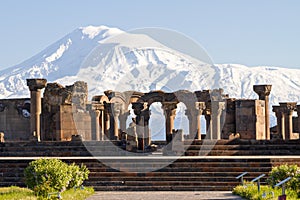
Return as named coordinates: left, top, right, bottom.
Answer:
left=267, top=164, right=300, bottom=196
left=232, top=182, right=298, bottom=200
left=24, top=158, right=89, bottom=197
left=68, top=163, right=90, bottom=189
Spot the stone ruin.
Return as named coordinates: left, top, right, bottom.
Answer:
left=0, top=78, right=299, bottom=151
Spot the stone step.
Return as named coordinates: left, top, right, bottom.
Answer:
left=85, top=163, right=272, bottom=170
left=186, top=144, right=300, bottom=151
left=0, top=157, right=298, bottom=191
left=87, top=176, right=247, bottom=183
left=89, top=185, right=235, bottom=191
left=184, top=150, right=300, bottom=156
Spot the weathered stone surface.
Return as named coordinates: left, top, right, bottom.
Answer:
left=235, top=100, right=265, bottom=140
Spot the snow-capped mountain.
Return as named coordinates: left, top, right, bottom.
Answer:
left=0, top=25, right=299, bottom=133
left=0, top=25, right=123, bottom=98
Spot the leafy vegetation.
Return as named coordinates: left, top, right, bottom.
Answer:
left=24, top=158, right=90, bottom=197
left=232, top=182, right=298, bottom=200
left=233, top=164, right=300, bottom=199
left=267, top=164, right=300, bottom=196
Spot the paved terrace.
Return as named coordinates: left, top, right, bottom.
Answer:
left=86, top=191, right=243, bottom=200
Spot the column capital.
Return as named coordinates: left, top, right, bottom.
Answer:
left=112, top=102, right=123, bottom=116
left=90, top=109, right=101, bottom=118
left=105, top=102, right=122, bottom=116
left=253, top=85, right=272, bottom=99
left=132, top=102, right=147, bottom=115
left=211, top=101, right=226, bottom=116
left=87, top=103, right=105, bottom=111
left=279, top=102, right=297, bottom=115
left=162, top=102, right=177, bottom=116
left=195, top=102, right=206, bottom=112
left=140, top=109, right=151, bottom=122
left=272, top=105, right=282, bottom=114
left=26, top=79, right=47, bottom=91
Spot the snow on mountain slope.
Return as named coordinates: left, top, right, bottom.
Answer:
left=0, top=25, right=123, bottom=98
left=0, top=25, right=299, bottom=131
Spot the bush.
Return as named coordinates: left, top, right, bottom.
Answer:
left=232, top=182, right=298, bottom=200
left=24, top=158, right=89, bottom=197
left=68, top=163, right=90, bottom=189
left=267, top=164, right=300, bottom=195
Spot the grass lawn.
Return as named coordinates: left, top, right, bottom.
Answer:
left=0, top=186, right=94, bottom=200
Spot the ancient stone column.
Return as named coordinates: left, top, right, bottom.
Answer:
left=211, top=101, right=226, bottom=140
left=89, top=103, right=103, bottom=141
left=119, top=111, right=130, bottom=133
left=132, top=102, right=145, bottom=151
left=196, top=102, right=206, bottom=140
left=253, top=85, right=272, bottom=140
left=104, top=103, right=112, bottom=140
left=203, top=100, right=214, bottom=139
left=185, top=102, right=205, bottom=140
left=162, top=102, right=177, bottom=143
left=111, top=103, right=122, bottom=140
left=272, top=106, right=285, bottom=139
left=99, top=104, right=105, bottom=141
left=90, top=110, right=101, bottom=141
left=141, top=109, right=151, bottom=146
left=26, top=79, right=47, bottom=141
left=280, top=102, right=297, bottom=140
left=103, top=107, right=110, bottom=140
left=185, top=109, right=197, bottom=139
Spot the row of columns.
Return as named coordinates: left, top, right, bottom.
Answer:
left=88, top=100, right=228, bottom=149
left=272, top=103, right=299, bottom=140
left=26, top=78, right=279, bottom=144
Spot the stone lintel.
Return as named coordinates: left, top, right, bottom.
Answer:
left=26, top=78, right=47, bottom=91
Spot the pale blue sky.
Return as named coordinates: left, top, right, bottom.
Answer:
left=0, top=0, right=299, bottom=69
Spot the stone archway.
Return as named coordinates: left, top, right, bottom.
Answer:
left=136, top=91, right=179, bottom=144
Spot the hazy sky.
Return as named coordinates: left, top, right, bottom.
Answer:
left=0, top=0, right=299, bottom=70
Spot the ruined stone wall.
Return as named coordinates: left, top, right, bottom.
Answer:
left=221, top=98, right=236, bottom=139
left=42, top=81, right=91, bottom=141
left=235, top=99, right=266, bottom=140
left=0, top=98, right=31, bottom=141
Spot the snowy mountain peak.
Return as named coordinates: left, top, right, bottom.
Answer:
left=80, top=25, right=123, bottom=39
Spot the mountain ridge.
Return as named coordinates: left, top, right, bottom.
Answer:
left=0, top=25, right=298, bottom=111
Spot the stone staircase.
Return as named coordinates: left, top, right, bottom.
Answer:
left=1, top=140, right=300, bottom=191
left=182, top=139, right=300, bottom=156
left=1, top=139, right=300, bottom=157
left=0, top=157, right=280, bottom=191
